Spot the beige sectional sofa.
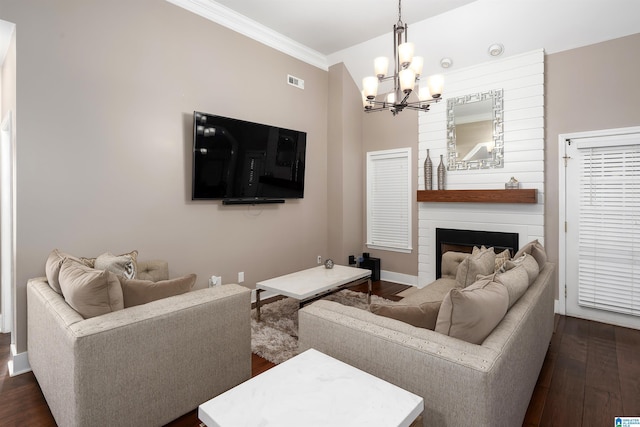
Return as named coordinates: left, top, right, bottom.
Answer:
left=27, top=258, right=251, bottom=427
left=299, top=245, right=555, bottom=427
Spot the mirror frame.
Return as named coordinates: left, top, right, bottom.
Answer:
left=446, top=89, right=504, bottom=170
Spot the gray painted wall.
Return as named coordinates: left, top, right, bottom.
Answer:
left=2, top=0, right=329, bottom=353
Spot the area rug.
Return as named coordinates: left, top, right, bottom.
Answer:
left=251, top=289, right=392, bottom=364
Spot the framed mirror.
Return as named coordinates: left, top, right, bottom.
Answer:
left=446, top=89, right=503, bottom=170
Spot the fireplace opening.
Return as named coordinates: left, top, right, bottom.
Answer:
left=435, top=228, right=519, bottom=278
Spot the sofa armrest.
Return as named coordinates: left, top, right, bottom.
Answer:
left=28, top=279, right=251, bottom=427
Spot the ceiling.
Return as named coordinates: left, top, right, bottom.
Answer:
left=212, top=0, right=476, bottom=55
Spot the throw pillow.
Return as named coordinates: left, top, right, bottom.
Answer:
left=441, top=251, right=470, bottom=279
left=45, top=249, right=83, bottom=294
left=455, top=246, right=496, bottom=288
left=58, top=259, right=124, bottom=319
left=95, top=251, right=138, bottom=279
left=494, top=249, right=511, bottom=272
left=81, top=249, right=138, bottom=274
left=370, top=278, right=459, bottom=330
left=435, top=278, right=509, bottom=345
left=118, top=274, right=197, bottom=308
left=494, top=264, right=529, bottom=308
left=503, top=253, right=539, bottom=285
left=513, top=239, right=547, bottom=270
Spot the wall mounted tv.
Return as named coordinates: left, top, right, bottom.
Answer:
left=192, top=111, right=307, bottom=204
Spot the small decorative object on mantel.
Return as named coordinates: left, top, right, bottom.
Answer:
left=505, top=177, right=520, bottom=189
left=423, top=149, right=433, bottom=190
left=437, top=154, right=446, bottom=190
left=324, top=259, right=334, bottom=269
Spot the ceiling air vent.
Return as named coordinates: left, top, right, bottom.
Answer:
left=287, top=74, right=304, bottom=89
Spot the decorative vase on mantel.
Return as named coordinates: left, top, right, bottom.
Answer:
left=423, top=149, right=433, bottom=190
left=437, top=154, right=446, bottom=190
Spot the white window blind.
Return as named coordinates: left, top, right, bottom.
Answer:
left=366, top=148, right=412, bottom=253
left=576, top=135, right=640, bottom=316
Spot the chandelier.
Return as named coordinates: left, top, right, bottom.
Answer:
left=362, top=0, right=444, bottom=115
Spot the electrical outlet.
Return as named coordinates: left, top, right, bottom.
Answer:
left=317, top=255, right=322, bottom=264
left=238, top=272, right=244, bottom=283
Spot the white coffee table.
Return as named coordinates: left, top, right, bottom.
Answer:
left=255, top=265, right=372, bottom=321
left=198, top=348, right=424, bottom=427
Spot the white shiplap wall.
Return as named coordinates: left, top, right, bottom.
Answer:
left=417, top=49, right=545, bottom=286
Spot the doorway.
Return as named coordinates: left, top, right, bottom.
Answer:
left=559, top=126, right=640, bottom=330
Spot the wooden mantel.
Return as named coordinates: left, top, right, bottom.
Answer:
left=417, top=189, right=537, bottom=204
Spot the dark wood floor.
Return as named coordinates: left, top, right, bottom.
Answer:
left=1, top=281, right=638, bottom=426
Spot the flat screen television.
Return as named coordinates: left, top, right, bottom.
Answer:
left=192, top=111, right=306, bottom=204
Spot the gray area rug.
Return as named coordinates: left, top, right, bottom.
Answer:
left=251, top=289, right=391, bottom=364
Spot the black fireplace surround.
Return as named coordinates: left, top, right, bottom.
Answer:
left=435, top=228, right=519, bottom=278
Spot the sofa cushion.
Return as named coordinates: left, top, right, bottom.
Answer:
left=95, top=251, right=137, bottom=279
left=118, top=274, right=197, bottom=308
left=495, top=264, right=530, bottom=308
left=370, top=278, right=459, bottom=330
left=58, top=259, right=124, bottom=318
left=45, top=249, right=84, bottom=294
left=503, top=253, right=539, bottom=284
left=435, top=278, right=509, bottom=344
left=455, top=246, right=496, bottom=287
left=514, top=239, right=547, bottom=270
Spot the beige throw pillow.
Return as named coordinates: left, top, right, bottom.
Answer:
left=513, top=239, right=547, bottom=270
left=503, top=253, right=539, bottom=285
left=435, top=278, right=509, bottom=344
left=456, top=246, right=496, bottom=287
left=118, top=274, right=197, bottom=308
left=45, top=249, right=83, bottom=294
left=495, top=264, right=529, bottom=308
left=95, top=252, right=137, bottom=279
left=370, top=278, right=458, bottom=330
left=494, top=249, right=511, bottom=272
left=58, top=259, right=124, bottom=319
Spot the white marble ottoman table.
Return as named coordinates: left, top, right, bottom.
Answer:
left=198, top=348, right=424, bottom=427
left=255, top=264, right=372, bottom=321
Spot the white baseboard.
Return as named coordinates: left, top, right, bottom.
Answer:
left=8, top=344, right=31, bottom=376
left=380, top=270, right=419, bottom=287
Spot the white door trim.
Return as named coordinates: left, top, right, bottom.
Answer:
left=558, top=125, right=640, bottom=318
left=1, top=111, right=15, bottom=334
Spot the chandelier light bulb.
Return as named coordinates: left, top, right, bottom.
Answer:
left=362, top=76, right=379, bottom=99
left=398, top=42, right=414, bottom=67
left=418, top=86, right=431, bottom=102
left=399, top=69, right=416, bottom=94
left=410, top=56, right=424, bottom=77
left=427, top=74, right=444, bottom=98
left=387, top=92, right=396, bottom=105
left=374, top=57, right=389, bottom=78
left=361, top=90, right=371, bottom=108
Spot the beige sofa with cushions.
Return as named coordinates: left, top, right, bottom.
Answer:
left=299, top=248, right=555, bottom=427
left=27, top=259, right=251, bottom=427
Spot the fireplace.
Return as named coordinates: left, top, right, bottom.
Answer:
left=435, top=228, right=519, bottom=278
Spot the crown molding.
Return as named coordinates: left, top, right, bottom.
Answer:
left=167, top=0, right=328, bottom=70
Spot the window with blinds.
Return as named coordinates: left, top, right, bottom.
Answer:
left=366, top=148, right=412, bottom=253
left=576, top=134, right=640, bottom=316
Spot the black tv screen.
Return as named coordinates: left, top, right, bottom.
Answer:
left=192, top=112, right=306, bottom=201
